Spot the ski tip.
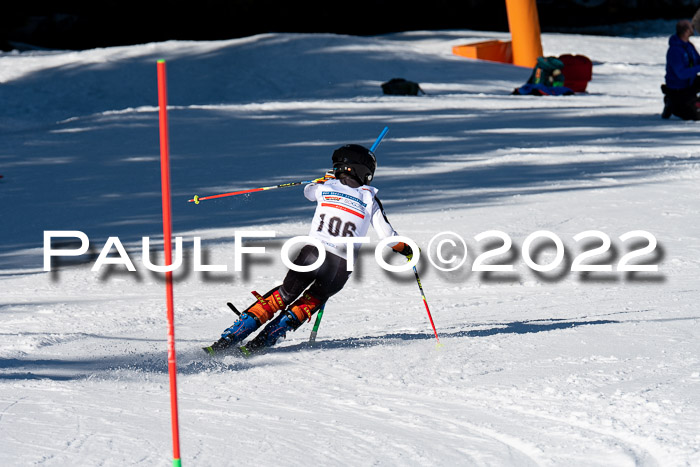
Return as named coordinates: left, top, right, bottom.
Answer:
left=435, top=342, right=444, bottom=350
left=193, top=194, right=200, bottom=204
left=238, top=345, right=252, bottom=358
left=203, top=346, right=215, bottom=356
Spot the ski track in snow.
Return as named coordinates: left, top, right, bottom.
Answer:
left=1, top=27, right=700, bottom=466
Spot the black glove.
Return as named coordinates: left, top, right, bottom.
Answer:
left=392, top=242, right=414, bottom=261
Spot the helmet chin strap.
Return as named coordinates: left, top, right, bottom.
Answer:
left=337, top=172, right=362, bottom=187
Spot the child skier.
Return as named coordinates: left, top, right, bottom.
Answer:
left=204, top=143, right=413, bottom=355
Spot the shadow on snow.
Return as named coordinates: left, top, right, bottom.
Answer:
left=7, top=315, right=698, bottom=380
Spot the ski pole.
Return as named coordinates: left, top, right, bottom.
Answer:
left=308, top=304, right=325, bottom=344
left=412, top=264, right=442, bottom=347
left=188, top=178, right=324, bottom=204
left=371, top=126, right=389, bottom=151
left=189, top=127, right=390, bottom=204
left=308, top=126, right=390, bottom=343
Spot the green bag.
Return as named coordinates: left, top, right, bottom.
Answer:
left=528, top=56, right=565, bottom=87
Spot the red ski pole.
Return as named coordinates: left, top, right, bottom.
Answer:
left=189, top=127, right=389, bottom=205
left=188, top=178, right=324, bottom=204
left=412, top=265, right=442, bottom=347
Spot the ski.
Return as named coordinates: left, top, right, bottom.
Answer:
left=237, top=345, right=252, bottom=357
left=202, top=342, right=262, bottom=359
left=202, top=300, right=255, bottom=356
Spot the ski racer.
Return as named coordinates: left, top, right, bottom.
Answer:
left=204, top=144, right=414, bottom=355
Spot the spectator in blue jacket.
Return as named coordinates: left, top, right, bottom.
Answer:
left=662, top=19, right=700, bottom=120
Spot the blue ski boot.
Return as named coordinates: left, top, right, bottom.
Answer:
left=203, top=288, right=289, bottom=356
left=242, top=310, right=303, bottom=354
left=203, top=312, right=260, bottom=355
left=241, top=293, right=322, bottom=355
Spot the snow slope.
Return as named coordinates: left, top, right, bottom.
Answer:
left=1, top=27, right=699, bottom=466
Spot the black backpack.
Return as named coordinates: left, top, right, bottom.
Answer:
left=381, top=78, right=425, bottom=96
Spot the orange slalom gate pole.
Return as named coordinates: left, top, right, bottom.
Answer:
left=505, top=0, right=543, bottom=68
left=157, top=60, right=182, bottom=467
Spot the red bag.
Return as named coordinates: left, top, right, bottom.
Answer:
left=559, top=54, right=593, bottom=92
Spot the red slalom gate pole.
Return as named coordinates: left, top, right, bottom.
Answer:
left=157, top=60, right=182, bottom=467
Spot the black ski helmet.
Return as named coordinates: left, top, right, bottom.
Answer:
left=332, top=144, right=377, bottom=185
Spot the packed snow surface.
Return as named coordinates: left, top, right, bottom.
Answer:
left=1, top=27, right=699, bottom=466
